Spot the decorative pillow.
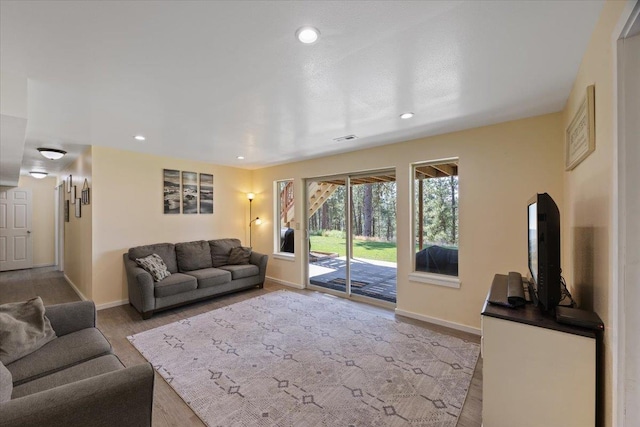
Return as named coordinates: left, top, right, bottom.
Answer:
left=0, top=361, right=11, bottom=402
left=135, top=254, right=171, bottom=282
left=0, top=297, right=57, bottom=365
left=228, top=246, right=252, bottom=265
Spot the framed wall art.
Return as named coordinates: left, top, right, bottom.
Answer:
left=75, top=199, right=81, bottom=218
left=182, top=171, right=198, bottom=214
left=163, top=169, right=180, bottom=214
left=199, top=173, right=214, bottom=214
left=565, top=85, right=595, bottom=171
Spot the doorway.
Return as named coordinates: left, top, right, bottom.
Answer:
left=306, top=170, right=397, bottom=305
left=0, top=188, right=33, bottom=271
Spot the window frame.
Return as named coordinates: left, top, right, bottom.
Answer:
left=273, top=178, right=295, bottom=259
left=409, top=158, right=461, bottom=289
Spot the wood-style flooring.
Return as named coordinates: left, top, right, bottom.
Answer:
left=0, top=266, right=482, bottom=427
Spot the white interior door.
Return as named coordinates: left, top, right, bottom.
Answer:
left=0, top=188, right=33, bottom=271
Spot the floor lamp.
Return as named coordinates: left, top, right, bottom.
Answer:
left=247, top=193, right=261, bottom=247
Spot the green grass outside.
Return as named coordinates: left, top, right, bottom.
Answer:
left=309, top=236, right=458, bottom=263
left=310, top=235, right=397, bottom=263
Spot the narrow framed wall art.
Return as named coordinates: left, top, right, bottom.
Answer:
left=163, top=169, right=181, bottom=214
left=199, top=173, right=214, bottom=214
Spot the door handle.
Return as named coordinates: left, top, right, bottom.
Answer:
left=27, top=230, right=31, bottom=234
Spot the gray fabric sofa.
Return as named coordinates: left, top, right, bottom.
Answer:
left=0, top=301, right=154, bottom=427
left=124, top=238, right=268, bottom=319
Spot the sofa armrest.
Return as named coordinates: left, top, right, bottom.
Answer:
left=250, top=251, right=268, bottom=284
left=0, top=363, right=154, bottom=427
left=123, top=254, right=155, bottom=315
left=45, top=301, right=96, bottom=337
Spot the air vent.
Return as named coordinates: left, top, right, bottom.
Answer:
left=333, top=135, right=358, bottom=142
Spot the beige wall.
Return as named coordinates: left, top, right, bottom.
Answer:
left=90, top=146, right=252, bottom=306
left=251, top=112, right=564, bottom=330
left=561, top=1, right=627, bottom=426
left=61, top=148, right=93, bottom=299
left=15, top=175, right=56, bottom=266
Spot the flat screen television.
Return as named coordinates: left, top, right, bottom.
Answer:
left=528, top=193, right=561, bottom=311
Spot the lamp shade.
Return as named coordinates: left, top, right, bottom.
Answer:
left=37, top=148, right=66, bottom=160
left=247, top=192, right=255, bottom=201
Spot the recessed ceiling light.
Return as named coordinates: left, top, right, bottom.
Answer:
left=29, top=171, right=48, bottom=179
left=296, top=27, right=320, bottom=44
left=237, top=156, right=245, bottom=160
left=400, top=112, right=414, bottom=119
left=134, top=135, right=146, bottom=141
left=37, top=148, right=66, bottom=160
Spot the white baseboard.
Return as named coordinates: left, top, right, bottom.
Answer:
left=395, top=308, right=481, bottom=336
left=266, top=276, right=304, bottom=289
left=96, top=300, right=129, bottom=311
left=63, top=274, right=88, bottom=301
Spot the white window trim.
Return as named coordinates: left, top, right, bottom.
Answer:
left=274, top=178, right=295, bottom=256
left=410, top=157, right=460, bottom=284
left=272, top=252, right=295, bottom=262
left=408, top=272, right=461, bottom=289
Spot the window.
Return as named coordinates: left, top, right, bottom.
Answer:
left=275, top=179, right=295, bottom=255
left=411, top=159, right=459, bottom=284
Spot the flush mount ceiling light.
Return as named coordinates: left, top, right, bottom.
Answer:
left=134, top=135, right=146, bottom=141
left=237, top=156, right=245, bottom=160
left=296, top=26, right=320, bottom=44
left=29, top=171, right=48, bottom=179
left=37, top=148, right=66, bottom=160
left=400, top=112, right=414, bottom=119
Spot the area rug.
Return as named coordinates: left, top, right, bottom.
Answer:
left=127, top=291, right=479, bottom=426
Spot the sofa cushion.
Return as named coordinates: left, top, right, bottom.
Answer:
left=11, top=354, right=124, bottom=399
left=135, top=254, right=171, bottom=282
left=154, top=273, right=197, bottom=298
left=219, top=264, right=260, bottom=280
left=209, top=238, right=242, bottom=267
left=228, top=246, right=252, bottom=265
left=129, top=243, right=178, bottom=273
left=175, top=240, right=213, bottom=272
left=7, top=328, right=112, bottom=386
left=187, top=268, right=232, bottom=289
left=0, top=360, right=11, bottom=402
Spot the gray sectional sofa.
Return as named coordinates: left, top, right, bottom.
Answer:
left=0, top=301, right=154, bottom=427
left=124, top=238, right=268, bottom=319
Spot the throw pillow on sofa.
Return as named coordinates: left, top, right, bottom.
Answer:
left=0, top=297, right=57, bottom=365
left=228, top=246, right=252, bottom=265
left=136, top=253, right=171, bottom=281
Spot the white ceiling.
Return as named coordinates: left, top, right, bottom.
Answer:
left=0, top=0, right=604, bottom=180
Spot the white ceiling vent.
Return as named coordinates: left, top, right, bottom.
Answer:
left=333, top=135, right=358, bottom=142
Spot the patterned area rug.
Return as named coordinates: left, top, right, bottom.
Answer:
left=128, top=291, right=479, bottom=426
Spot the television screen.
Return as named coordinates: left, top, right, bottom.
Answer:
left=527, top=193, right=561, bottom=311
left=528, top=202, right=538, bottom=284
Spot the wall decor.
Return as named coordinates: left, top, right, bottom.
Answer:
left=566, top=85, right=595, bottom=171
left=66, top=175, right=72, bottom=193
left=64, top=200, right=69, bottom=222
left=75, top=199, right=81, bottom=218
left=71, top=185, right=76, bottom=204
left=81, top=179, right=90, bottom=205
left=182, top=171, right=198, bottom=214
left=163, top=169, right=181, bottom=214
left=199, top=173, right=214, bottom=214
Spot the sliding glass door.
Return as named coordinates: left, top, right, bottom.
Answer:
left=306, top=170, right=396, bottom=304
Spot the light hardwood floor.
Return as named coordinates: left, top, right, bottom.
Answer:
left=0, top=267, right=482, bottom=426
